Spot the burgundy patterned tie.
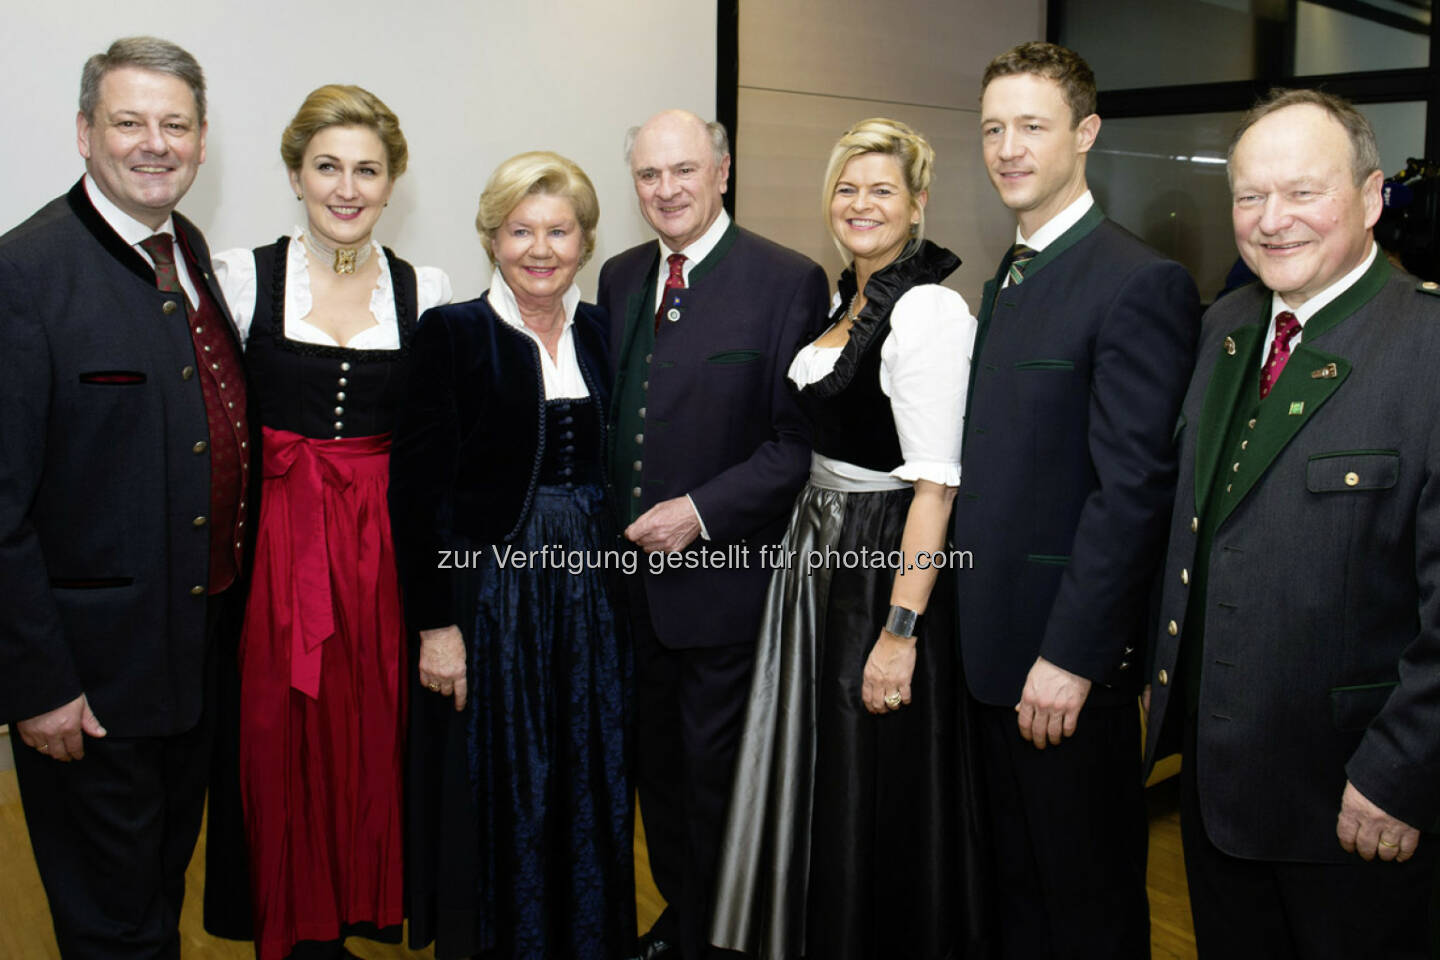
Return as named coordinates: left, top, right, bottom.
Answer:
left=655, top=253, right=686, bottom=333
left=139, top=233, right=186, bottom=304
left=1259, top=310, right=1301, bottom=399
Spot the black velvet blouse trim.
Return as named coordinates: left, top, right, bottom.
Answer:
left=801, top=239, right=961, bottom=400
left=261, top=235, right=416, bottom=360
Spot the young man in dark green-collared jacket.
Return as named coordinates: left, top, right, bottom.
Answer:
left=955, top=42, right=1200, bottom=960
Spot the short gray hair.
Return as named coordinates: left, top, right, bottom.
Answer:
left=623, top=117, right=730, bottom=167
left=80, top=36, right=206, bottom=124
left=1228, top=88, right=1380, bottom=187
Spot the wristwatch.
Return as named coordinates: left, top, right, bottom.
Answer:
left=884, top=604, right=920, bottom=640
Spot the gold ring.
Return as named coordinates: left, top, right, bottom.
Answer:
left=38, top=743, right=48, bottom=751
left=1379, top=837, right=1399, bottom=848
left=428, top=681, right=441, bottom=692
left=884, top=692, right=903, bottom=709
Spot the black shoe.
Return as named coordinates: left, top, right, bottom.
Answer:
left=626, top=930, right=676, bottom=960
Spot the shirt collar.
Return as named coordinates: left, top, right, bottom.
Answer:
left=1017, top=190, right=1094, bottom=252
left=84, top=173, right=177, bottom=248
left=1269, top=242, right=1379, bottom=327
left=657, top=208, right=731, bottom=265
left=488, top=267, right=580, bottom=334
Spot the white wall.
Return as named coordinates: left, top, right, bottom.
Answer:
left=0, top=0, right=718, bottom=300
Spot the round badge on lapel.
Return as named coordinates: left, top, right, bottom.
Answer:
left=666, top=308, right=681, bottom=323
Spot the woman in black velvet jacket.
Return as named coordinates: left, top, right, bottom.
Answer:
left=389, top=151, right=634, bottom=960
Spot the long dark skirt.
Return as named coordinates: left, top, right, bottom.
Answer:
left=406, top=483, right=634, bottom=960
left=712, top=482, right=993, bottom=959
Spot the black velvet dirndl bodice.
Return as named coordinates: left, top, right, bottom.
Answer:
left=797, top=239, right=961, bottom=473
left=538, top=398, right=604, bottom=486
left=244, top=236, right=420, bottom=439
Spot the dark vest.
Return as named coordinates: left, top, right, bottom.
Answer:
left=245, top=237, right=419, bottom=439
left=799, top=240, right=960, bottom=471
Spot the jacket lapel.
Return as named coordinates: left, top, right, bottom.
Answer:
left=1194, top=322, right=1262, bottom=518
left=1214, top=343, right=1350, bottom=527
left=1205, top=253, right=1390, bottom=527
left=609, top=251, right=660, bottom=431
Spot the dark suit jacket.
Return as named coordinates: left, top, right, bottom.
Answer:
left=1145, top=257, right=1440, bottom=862
left=0, top=179, right=240, bottom=736
left=954, top=204, right=1201, bottom=706
left=598, top=223, right=828, bottom=649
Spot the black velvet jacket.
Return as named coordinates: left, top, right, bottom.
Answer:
left=388, top=293, right=611, bottom=631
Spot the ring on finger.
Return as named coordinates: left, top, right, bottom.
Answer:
left=884, top=692, right=903, bottom=709
left=428, top=681, right=441, bottom=692
left=38, top=742, right=48, bottom=751
left=1379, top=836, right=1399, bottom=848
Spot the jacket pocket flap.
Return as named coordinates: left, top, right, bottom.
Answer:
left=1330, top=681, right=1398, bottom=731
left=706, top=350, right=761, bottom=365
left=79, top=370, right=147, bottom=385
left=1306, top=450, right=1400, bottom=492
left=1014, top=359, right=1075, bottom=371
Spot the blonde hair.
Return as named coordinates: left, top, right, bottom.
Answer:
left=476, top=151, right=600, bottom=267
left=280, top=84, right=408, bottom=177
left=821, top=118, right=935, bottom=262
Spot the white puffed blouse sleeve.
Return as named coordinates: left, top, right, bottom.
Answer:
left=879, top=283, right=978, bottom=487
left=415, top=265, right=454, bottom=313
left=212, top=248, right=258, bottom=345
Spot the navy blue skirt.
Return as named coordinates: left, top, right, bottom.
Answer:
left=421, top=482, right=635, bottom=960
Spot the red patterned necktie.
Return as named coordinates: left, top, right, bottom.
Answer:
left=139, top=233, right=188, bottom=309
left=1259, top=310, right=1301, bottom=399
left=655, top=253, right=686, bottom=333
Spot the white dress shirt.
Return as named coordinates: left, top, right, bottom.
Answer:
left=487, top=269, right=590, bottom=400
left=1261, top=243, right=1379, bottom=365
left=1002, top=190, right=1095, bottom=289
left=652, top=209, right=732, bottom=312
left=84, top=174, right=200, bottom=307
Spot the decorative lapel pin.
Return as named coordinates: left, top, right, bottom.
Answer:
left=1288, top=401, right=1305, bottom=415
left=1224, top=336, right=1236, bottom=356
left=1310, top=363, right=1338, bottom=379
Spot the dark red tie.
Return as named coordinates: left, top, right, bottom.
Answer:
left=1259, top=310, right=1301, bottom=399
left=655, top=253, right=686, bottom=333
left=139, top=233, right=188, bottom=309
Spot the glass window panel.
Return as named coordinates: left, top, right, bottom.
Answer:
left=1087, top=104, right=1427, bottom=301
left=1088, top=111, right=1243, bottom=301
left=1060, top=0, right=1430, bottom=89
left=1295, top=2, right=1429, bottom=75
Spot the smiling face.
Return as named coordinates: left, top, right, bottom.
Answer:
left=629, top=111, right=730, bottom=253
left=77, top=66, right=206, bottom=230
left=829, top=152, right=923, bottom=274
left=1230, top=104, right=1382, bottom=309
left=288, top=124, right=394, bottom=250
left=492, top=192, right=583, bottom=313
left=980, top=72, right=1098, bottom=237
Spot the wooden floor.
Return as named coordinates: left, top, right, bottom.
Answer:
left=0, top=760, right=1193, bottom=959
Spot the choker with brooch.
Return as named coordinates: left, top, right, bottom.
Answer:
left=303, top=231, right=373, bottom=275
